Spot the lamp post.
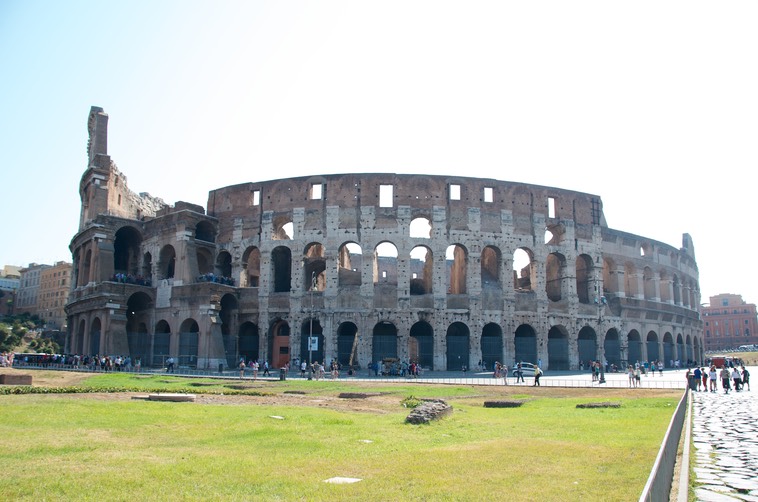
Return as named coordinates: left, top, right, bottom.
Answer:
left=595, top=271, right=607, bottom=384
left=307, top=271, right=316, bottom=380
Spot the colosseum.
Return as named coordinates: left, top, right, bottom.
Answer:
left=65, top=106, right=704, bottom=372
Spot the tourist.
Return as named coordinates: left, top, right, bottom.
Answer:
left=516, top=362, right=524, bottom=383
left=502, top=364, right=508, bottom=385
left=238, top=359, right=246, bottom=379
left=262, top=361, right=270, bottom=377
left=628, top=365, right=636, bottom=388
left=533, top=366, right=542, bottom=386
left=720, top=366, right=731, bottom=394
left=731, top=367, right=742, bottom=391
left=693, top=366, right=702, bottom=391
left=701, top=367, right=708, bottom=390
left=658, top=360, right=663, bottom=376
left=251, top=360, right=259, bottom=380
left=709, top=366, right=718, bottom=392
left=635, top=365, right=641, bottom=386
left=166, top=357, right=175, bottom=373
left=741, top=366, right=750, bottom=391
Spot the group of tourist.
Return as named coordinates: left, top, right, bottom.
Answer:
left=0, top=352, right=14, bottom=367
left=688, top=365, right=750, bottom=393
left=237, top=358, right=272, bottom=379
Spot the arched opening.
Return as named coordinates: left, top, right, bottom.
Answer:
left=578, top=326, right=597, bottom=365
left=273, top=218, right=293, bottom=240
left=548, top=325, right=569, bottom=370
left=513, top=248, right=534, bottom=292
left=142, top=252, right=152, bottom=283
left=373, top=242, right=398, bottom=285
left=410, top=245, right=433, bottom=295
left=410, top=217, right=431, bottom=238
left=446, top=322, right=470, bottom=371
left=337, top=322, right=359, bottom=368
left=481, top=246, right=501, bottom=289
left=481, top=323, right=503, bottom=371
left=643, top=267, right=655, bottom=300
left=514, top=324, right=537, bottom=365
left=337, top=242, right=362, bottom=287
left=303, top=243, right=326, bottom=292
left=219, top=293, right=238, bottom=365
left=153, top=320, right=171, bottom=367
left=301, top=317, right=323, bottom=367
left=82, top=249, right=92, bottom=286
left=88, top=318, right=100, bottom=356
left=271, top=246, right=292, bottom=293
left=446, top=244, right=467, bottom=294
left=113, top=226, right=142, bottom=277
left=409, top=321, right=434, bottom=369
left=126, top=292, right=152, bottom=362
left=624, top=263, right=639, bottom=298
left=575, top=254, right=593, bottom=304
left=196, top=248, right=213, bottom=276
left=215, top=251, right=233, bottom=280
left=241, top=247, right=260, bottom=288
left=179, top=319, right=199, bottom=368
left=646, top=331, right=659, bottom=362
left=238, top=322, right=259, bottom=367
left=195, top=221, right=216, bottom=243
left=663, top=332, right=674, bottom=366
left=158, top=245, right=176, bottom=280
left=546, top=252, right=566, bottom=302
left=372, top=321, right=398, bottom=367
left=627, top=330, right=642, bottom=365
left=269, top=319, right=290, bottom=369
left=604, top=329, right=621, bottom=368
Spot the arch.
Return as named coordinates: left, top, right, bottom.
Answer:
left=662, top=332, right=674, bottom=366
left=481, top=246, right=501, bottom=289
left=303, top=243, right=326, bottom=291
left=481, top=323, right=503, bottom=370
left=142, top=252, right=152, bottom=282
left=75, top=318, right=85, bottom=354
left=373, top=242, right=398, bottom=285
left=672, top=274, right=681, bottom=305
left=410, top=321, right=434, bottom=369
left=337, top=322, right=359, bottom=368
left=82, top=249, right=92, bottom=286
left=602, top=258, right=617, bottom=296
left=646, top=331, right=659, bottom=362
left=659, top=270, right=672, bottom=303
left=273, top=217, right=293, bottom=240
left=216, top=250, right=232, bottom=279
left=196, top=248, right=213, bottom=275
left=544, top=222, right=565, bottom=245
left=269, top=319, right=290, bottom=369
left=604, top=329, right=621, bottom=368
left=238, top=322, right=259, bottom=367
left=153, top=320, right=171, bottom=366
left=301, top=317, right=323, bottom=367
left=372, top=321, right=398, bottom=365
left=89, top=318, right=100, bottom=356
left=126, top=292, right=152, bottom=361
left=624, top=263, right=639, bottom=298
left=627, top=330, right=642, bottom=365
left=547, top=325, right=569, bottom=370
left=514, top=324, right=537, bottom=365
left=195, top=221, right=216, bottom=243
left=271, top=246, right=292, bottom=292
left=578, top=326, right=597, bottom=365
left=446, top=322, right=470, bottom=370
left=242, top=246, right=261, bottom=288
left=409, top=217, right=431, bottom=238
left=446, top=244, right=467, bottom=294
left=179, top=319, right=199, bottom=368
left=338, top=242, right=362, bottom=287
left=158, top=245, right=176, bottom=280
left=113, top=226, right=142, bottom=276
left=676, top=333, right=684, bottom=365
left=219, top=293, right=238, bottom=364
left=410, top=245, right=433, bottom=295
left=643, top=267, right=655, bottom=300
left=575, top=254, right=593, bottom=304
left=546, top=252, right=566, bottom=302
left=513, top=248, right=534, bottom=291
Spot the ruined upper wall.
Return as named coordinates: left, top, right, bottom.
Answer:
left=206, top=173, right=606, bottom=241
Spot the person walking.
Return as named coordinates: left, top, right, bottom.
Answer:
left=709, top=366, right=718, bottom=392
left=693, top=366, right=702, bottom=391
left=628, top=365, right=636, bottom=388
left=731, top=367, right=742, bottom=391
left=166, top=357, right=175, bottom=373
left=533, top=366, right=542, bottom=386
left=720, top=366, right=731, bottom=394
left=238, top=359, right=246, bottom=379
left=741, top=366, right=750, bottom=391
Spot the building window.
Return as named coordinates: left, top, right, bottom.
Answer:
left=450, top=184, right=461, bottom=201
left=311, top=183, right=323, bottom=200
left=379, top=185, right=393, bottom=208
left=252, top=190, right=260, bottom=206
left=548, top=197, right=556, bottom=218
left=483, top=187, right=493, bottom=203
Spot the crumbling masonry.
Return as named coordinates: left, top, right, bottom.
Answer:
left=65, top=107, right=703, bottom=371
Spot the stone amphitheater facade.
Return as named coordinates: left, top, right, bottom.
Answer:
left=65, top=107, right=703, bottom=371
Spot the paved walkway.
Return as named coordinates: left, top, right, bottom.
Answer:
left=690, top=374, right=758, bottom=502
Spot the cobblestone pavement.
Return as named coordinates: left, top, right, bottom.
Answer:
left=691, top=371, right=758, bottom=502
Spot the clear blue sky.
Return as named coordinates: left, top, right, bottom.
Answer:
left=1, top=1, right=757, bottom=305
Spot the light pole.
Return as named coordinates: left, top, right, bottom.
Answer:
left=307, top=271, right=316, bottom=380
left=595, top=271, right=607, bottom=384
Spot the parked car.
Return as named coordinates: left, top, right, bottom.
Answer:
left=512, top=362, right=538, bottom=379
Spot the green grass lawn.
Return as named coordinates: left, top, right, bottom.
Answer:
left=0, top=373, right=680, bottom=501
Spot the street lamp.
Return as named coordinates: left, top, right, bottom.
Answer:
left=307, top=271, right=317, bottom=380
left=594, top=271, right=607, bottom=384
